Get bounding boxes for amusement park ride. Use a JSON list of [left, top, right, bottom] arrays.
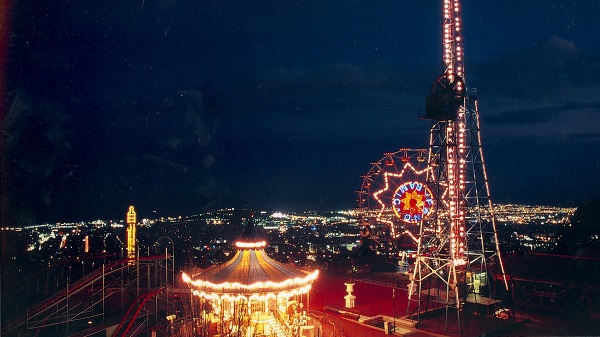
[[357, 0, 508, 332], [2, 1, 513, 336], [357, 149, 432, 263]]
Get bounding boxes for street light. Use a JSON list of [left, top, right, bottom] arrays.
[[393, 288, 396, 333], [155, 236, 175, 288], [115, 236, 126, 259]]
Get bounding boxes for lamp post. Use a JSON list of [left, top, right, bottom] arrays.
[[155, 236, 175, 288], [393, 288, 396, 333], [114, 236, 125, 259]]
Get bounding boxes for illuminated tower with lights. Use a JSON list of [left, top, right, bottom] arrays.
[[126, 206, 137, 262], [407, 0, 508, 332]]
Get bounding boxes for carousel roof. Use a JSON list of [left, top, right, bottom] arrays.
[[183, 214, 319, 297], [196, 248, 310, 285]]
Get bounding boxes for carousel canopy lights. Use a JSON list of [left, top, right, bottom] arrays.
[[184, 271, 318, 301], [190, 284, 314, 302], [184, 213, 319, 300], [235, 240, 267, 249], [182, 270, 319, 295]]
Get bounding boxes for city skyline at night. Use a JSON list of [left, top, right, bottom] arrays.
[[3, 1, 600, 225], [3, 2, 600, 335]]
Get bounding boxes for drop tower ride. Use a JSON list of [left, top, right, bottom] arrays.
[[407, 0, 508, 332]]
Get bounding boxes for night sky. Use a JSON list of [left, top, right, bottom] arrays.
[[2, 0, 600, 224]]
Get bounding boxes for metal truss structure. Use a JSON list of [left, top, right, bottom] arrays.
[[407, 0, 508, 334], [2, 254, 176, 337]]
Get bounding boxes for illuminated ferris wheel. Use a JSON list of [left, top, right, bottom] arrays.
[[357, 148, 434, 251]]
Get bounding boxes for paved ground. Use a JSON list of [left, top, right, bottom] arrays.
[[309, 270, 600, 336]]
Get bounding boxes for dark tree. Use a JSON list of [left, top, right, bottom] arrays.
[[556, 199, 600, 253]]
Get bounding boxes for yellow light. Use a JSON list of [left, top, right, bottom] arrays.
[[127, 206, 136, 225], [191, 284, 313, 303], [183, 270, 319, 296], [126, 206, 137, 262], [235, 241, 267, 249], [454, 258, 467, 266]]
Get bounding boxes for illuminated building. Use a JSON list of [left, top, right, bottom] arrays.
[[183, 213, 319, 337], [126, 206, 136, 262]]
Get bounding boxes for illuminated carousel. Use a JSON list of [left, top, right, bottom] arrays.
[[182, 216, 319, 337]]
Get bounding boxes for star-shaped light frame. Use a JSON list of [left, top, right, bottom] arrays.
[[372, 163, 433, 235], [358, 149, 435, 240]]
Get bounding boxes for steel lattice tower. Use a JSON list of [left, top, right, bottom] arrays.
[[407, 0, 508, 333]]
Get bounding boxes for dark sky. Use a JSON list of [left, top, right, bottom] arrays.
[[2, 0, 600, 224]]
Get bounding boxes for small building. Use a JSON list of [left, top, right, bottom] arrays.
[[182, 214, 319, 336]]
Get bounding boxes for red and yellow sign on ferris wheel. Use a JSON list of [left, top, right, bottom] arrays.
[[392, 181, 434, 223], [371, 161, 435, 229], [358, 149, 435, 240]]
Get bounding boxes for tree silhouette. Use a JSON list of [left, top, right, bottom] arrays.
[[556, 199, 600, 253]]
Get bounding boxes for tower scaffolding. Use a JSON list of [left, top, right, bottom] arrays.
[[407, 0, 508, 334]]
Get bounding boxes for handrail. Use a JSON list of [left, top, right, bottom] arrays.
[[309, 310, 347, 337]]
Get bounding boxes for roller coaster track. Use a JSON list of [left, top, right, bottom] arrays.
[[110, 287, 166, 337], [3, 252, 117, 320], [2, 256, 167, 336]]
